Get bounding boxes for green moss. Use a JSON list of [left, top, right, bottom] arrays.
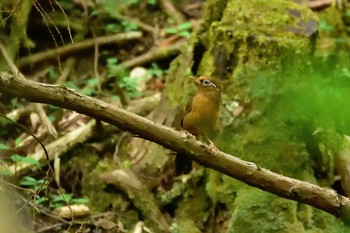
[[170, 220, 201, 233], [175, 188, 211, 228], [206, 170, 240, 207], [228, 188, 304, 233], [306, 209, 345, 233]]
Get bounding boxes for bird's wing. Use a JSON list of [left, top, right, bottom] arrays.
[[181, 98, 193, 128]]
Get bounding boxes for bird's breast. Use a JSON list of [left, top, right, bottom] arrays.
[[182, 92, 220, 135]]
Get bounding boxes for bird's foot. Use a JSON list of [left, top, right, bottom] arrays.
[[183, 130, 197, 140], [206, 138, 219, 154]]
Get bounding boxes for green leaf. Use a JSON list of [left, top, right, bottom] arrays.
[[107, 57, 118, 65], [65, 81, 78, 89], [10, 154, 23, 162], [48, 115, 56, 123], [164, 28, 178, 34], [0, 144, 9, 150], [72, 198, 89, 204], [15, 138, 22, 147], [166, 18, 176, 25], [52, 193, 73, 203], [121, 20, 139, 31], [153, 69, 163, 77], [82, 88, 95, 96], [87, 78, 98, 86], [178, 31, 191, 38], [50, 202, 65, 208], [11, 98, 22, 108], [11, 154, 40, 166], [318, 19, 334, 31], [112, 95, 121, 101], [35, 196, 49, 206], [105, 23, 120, 32], [0, 170, 12, 176], [90, 10, 99, 17], [147, 0, 156, 5], [178, 22, 192, 31], [20, 176, 45, 187], [48, 67, 59, 79]]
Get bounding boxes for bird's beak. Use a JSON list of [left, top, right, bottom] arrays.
[[190, 76, 200, 85]]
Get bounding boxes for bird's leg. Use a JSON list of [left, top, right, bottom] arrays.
[[204, 136, 219, 154]]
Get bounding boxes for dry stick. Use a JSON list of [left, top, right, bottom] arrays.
[[110, 42, 185, 75], [7, 120, 96, 175], [92, 31, 102, 93], [159, 0, 186, 24], [100, 169, 170, 231], [34, 103, 58, 137], [0, 42, 57, 137], [0, 72, 350, 220], [113, 14, 157, 34], [7, 93, 161, 175], [307, 0, 332, 11], [16, 31, 143, 67], [109, 41, 185, 93]]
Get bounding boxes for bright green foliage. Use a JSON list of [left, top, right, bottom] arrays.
[[65, 81, 79, 89], [107, 58, 166, 97], [106, 58, 141, 97], [319, 19, 334, 31], [20, 176, 47, 207], [0, 144, 9, 150], [147, 0, 157, 5], [121, 20, 139, 31], [146, 63, 165, 78], [82, 78, 98, 96], [15, 138, 22, 147], [164, 22, 192, 38], [20, 176, 45, 191], [20, 176, 88, 208], [10, 98, 23, 108], [10, 154, 40, 167], [50, 193, 88, 208], [48, 66, 59, 79]]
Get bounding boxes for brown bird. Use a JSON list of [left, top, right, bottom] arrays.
[[175, 76, 222, 174]]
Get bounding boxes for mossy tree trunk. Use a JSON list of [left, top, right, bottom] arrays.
[[0, 0, 33, 71], [166, 0, 348, 232]]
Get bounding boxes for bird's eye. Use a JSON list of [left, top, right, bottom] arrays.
[[202, 79, 212, 86]]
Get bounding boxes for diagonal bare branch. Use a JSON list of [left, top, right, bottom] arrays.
[[0, 71, 350, 220]]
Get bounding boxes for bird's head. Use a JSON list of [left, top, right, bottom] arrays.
[[191, 76, 221, 92]]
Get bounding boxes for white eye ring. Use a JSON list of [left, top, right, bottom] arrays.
[[203, 79, 212, 86]]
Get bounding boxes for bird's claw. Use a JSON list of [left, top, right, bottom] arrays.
[[183, 131, 196, 140], [206, 138, 219, 154]]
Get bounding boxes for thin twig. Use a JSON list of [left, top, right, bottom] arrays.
[[159, 0, 185, 24], [113, 14, 157, 34], [110, 41, 185, 79], [0, 0, 23, 25], [34, 103, 58, 137], [93, 31, 102, 93], [16, 32, 143, 67], [0, 42, 23, 78], [0, 42, 57, 137]]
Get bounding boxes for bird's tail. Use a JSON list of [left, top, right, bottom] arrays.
[[175, 152, 192, 175]]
